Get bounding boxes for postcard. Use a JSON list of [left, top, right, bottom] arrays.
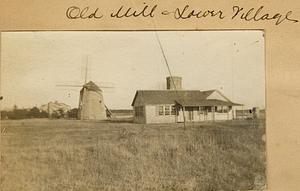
[[0, 1, 299, 191]]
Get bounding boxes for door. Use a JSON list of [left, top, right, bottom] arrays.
[[177, 108, 184, 122]]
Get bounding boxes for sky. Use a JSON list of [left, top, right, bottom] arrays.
[[0, 31, 265, 110]]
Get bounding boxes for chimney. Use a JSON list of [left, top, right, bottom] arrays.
[[166, 76, 182, 90]]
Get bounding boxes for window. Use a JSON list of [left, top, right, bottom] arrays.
[[198, 106, 204, 115], [215, 106, 222, 112], [215, 106, 229, 113], [158, 106, 164, 115], [204, 106, 212, 112], [165, 106, 170, 115], [171, 105, 176, 115], [223, 106, 229, 112], [156, 105, 176, 116]]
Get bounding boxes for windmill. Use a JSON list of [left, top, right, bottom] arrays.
[[56, 56, 114, 120]]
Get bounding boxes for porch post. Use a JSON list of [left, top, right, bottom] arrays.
[[227, 107, 229, 120], [175, 106, 178, 123], [212, 106, 215, 121], [233, 106, 237, 120], [183, 106, 186, 128], [199, 106, 201, 121], [242, 105, 244, 120]]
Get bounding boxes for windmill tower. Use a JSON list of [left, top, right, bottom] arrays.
[[57, 56, 113, 120], [78, 81, 107, 120]]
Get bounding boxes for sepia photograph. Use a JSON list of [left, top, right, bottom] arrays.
[[0, 31, 266, 191]]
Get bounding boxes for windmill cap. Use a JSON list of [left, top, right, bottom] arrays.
[[82, 81, 102, 92]]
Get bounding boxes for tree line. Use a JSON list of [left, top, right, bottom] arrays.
[[1, 105, 78, 120]]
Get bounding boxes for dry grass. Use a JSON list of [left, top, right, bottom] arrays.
[[0, 119, 266, 191]]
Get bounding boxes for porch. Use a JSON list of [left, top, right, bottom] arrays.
[[175, 105, 236, 122]]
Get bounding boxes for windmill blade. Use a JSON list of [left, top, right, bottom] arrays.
[[85, 55, 89, 84], [56, 80, 83, 84], [100, 87, 115, 93], [56, 88, 79, 92], [93, 81, 115, 88], [56, 84, 83, 87], [98, 86, 115, 89]]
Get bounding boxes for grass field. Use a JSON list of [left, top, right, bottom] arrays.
[[0, 119, 266, 191]]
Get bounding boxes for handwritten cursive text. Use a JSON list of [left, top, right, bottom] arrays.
[[111, 3, 157, 18], [162, 5, 225, 20], [66, 6, 103, 19], [232, 5, 298, 25], [65, 4, 299, 26]]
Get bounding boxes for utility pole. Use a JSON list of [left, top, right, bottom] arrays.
[[85, 55, 89, 84], [155, 32, 186, 129]]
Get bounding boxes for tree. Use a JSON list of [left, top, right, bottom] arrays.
[[40, 111, 48, 118], [51, 108, 65, 119], [13, 108, 28, 119], [67, 108, 78, 119], [2, 105, 50, 119], [28, 107, 40, 118]]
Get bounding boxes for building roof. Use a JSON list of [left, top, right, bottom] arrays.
[[131, 90, 242, 106], [40, 101, 71, 112]]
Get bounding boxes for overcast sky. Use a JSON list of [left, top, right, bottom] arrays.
[[0, 31, 265, 109]]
